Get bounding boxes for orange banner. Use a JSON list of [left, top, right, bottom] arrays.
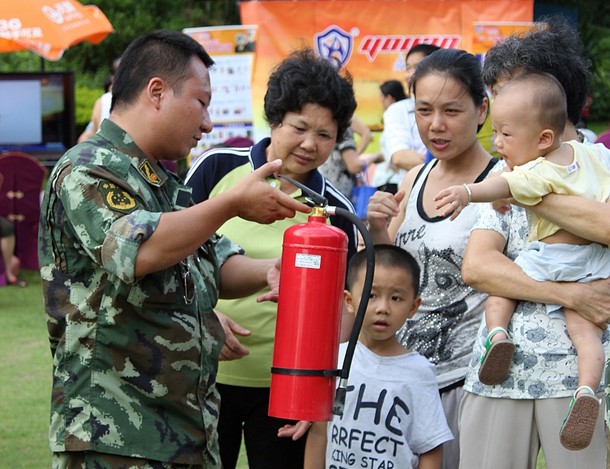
[[240, 0, 533, 141], [472, 22, 535, 55]]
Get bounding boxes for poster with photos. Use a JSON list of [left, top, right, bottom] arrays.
[[183, 25, 257, 160]]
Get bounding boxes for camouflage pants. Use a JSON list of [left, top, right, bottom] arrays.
[[52, 452, 205, 469]]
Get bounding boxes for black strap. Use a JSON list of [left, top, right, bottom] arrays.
[[271, 367, 342, 377], [439, 378, 466, 395], [474, 158, 500, 183]]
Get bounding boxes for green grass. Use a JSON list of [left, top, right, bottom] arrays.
[[0, 270, 546, 468], [588, 120, 609, 136], [0, 270, 51, 468]]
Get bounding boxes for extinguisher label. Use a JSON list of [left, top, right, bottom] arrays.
[[295, 253, 322, 269]]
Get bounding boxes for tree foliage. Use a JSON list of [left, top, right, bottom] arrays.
[[534, 0, 610, 122], [60, 0, 240, 85], [576, 2, 610, 122]]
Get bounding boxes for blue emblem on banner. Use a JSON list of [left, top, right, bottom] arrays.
[[314, 25, 353, 68]]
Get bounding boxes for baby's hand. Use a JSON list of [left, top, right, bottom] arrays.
[[434, 184, 470, 220]]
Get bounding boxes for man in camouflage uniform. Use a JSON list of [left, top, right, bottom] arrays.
[[39, 30, 308, 469]]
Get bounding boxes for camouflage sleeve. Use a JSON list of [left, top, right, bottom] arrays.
[[212, 234, 244, 266], [58, 166, 160, 284], [102, 210, 161, 283]]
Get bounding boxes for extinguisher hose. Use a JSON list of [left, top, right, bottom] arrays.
[[327, 206, 375, 416]]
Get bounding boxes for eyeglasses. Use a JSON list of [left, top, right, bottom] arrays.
[[180, 259, 194, 305]]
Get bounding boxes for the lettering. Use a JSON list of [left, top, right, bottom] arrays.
[[353, 385, 386, 424], [330, 448, 356, 465], [359, 35, 461, 61], [42, 2, 82, 25], [346, 383, 411, 436], [330, 459, 395, 469], [330, 425, 405, 458], [360, 456, 396, 468], [53, 1, 78, 15], [386, 397, 410, 436], [0, 26, 43, 40], [0, 18, 22, 32], [395, 225, 426, 247], [330, 383, 412, 465]]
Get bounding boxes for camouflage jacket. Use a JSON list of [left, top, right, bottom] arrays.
[[38, 120, 241, 466]]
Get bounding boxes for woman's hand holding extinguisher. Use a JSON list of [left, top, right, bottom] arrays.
[[217, 258, 282, 360], [215, 310, 251, 361], [256, 257, 281, 303]]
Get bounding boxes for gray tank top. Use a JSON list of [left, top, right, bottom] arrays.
[[394, 159, 496, 389]]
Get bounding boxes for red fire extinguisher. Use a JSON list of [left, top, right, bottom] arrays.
[[268, 206, 347, 422], [268, 176, 375, 422]]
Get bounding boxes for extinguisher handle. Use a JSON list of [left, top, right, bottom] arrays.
[[332, 381, 348, 416], [276, 174, 328, 207]]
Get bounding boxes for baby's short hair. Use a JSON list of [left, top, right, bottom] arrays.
[[498, 71, 568, 136]]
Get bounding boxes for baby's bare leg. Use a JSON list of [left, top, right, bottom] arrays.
[[559, 308, 603, 451], [564, 308, 604, 391], [485, 295, 517, 339], [479, 296, 517, 386]]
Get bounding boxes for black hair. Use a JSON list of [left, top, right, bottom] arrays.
[[111, 30, 214, 110], [406, 43, 441, 60], [264, 48, 357, 141], [411, 48, 487, 131], [380, 80, 407, 102], [346, 244, 420, 297], [481, 16, 590, 125], [498, 72, 567, 136]]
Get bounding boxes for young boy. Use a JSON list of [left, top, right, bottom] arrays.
[[304, 245, 453, 469], [434, 72, 610, 450]]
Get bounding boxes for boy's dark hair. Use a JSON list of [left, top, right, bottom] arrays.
[[481, 16, 590, 125], [346, 244, 420, 297], [380, 80, 407, 102], [112, 30, 214, 110], [264, 48, 357, 142], [406, 43, 441, 60]]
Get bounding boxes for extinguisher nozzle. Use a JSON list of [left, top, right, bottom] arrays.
[[332, 381, 348, 416]]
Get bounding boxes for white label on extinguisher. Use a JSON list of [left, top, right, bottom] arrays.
[[295, 253, 321, 269]]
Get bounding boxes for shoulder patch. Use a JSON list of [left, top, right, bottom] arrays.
[[139, 160, 162, 186], [98, 181, 137, 213]]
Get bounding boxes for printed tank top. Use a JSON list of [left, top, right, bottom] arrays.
[[395, 159, 497, 389]]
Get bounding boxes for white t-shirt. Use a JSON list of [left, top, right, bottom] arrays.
[[100, 91, 112, 126], [372, 129, 407, 187], [382, 98, 427, 159], [325, 342, 453, 469]]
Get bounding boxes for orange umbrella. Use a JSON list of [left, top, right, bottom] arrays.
[[0, 1, 113, 61]]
